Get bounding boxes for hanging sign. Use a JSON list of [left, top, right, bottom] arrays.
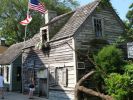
[[127, 42, 133, 58], [37, 68, 48, 78]]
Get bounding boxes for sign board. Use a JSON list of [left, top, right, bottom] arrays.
[[127, 42, 133, 58], [37, 69, 48, 78]]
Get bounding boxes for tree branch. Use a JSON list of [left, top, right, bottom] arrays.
[[74, 71, 113, 100], [78, 86, 113, 100]]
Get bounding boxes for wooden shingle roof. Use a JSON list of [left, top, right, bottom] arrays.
[[23, 33, 41, 49], [50, 0, 100, 41], [0, 42, 24, 65], [0, 33, 41, 65], [44, 11, 75, 27]]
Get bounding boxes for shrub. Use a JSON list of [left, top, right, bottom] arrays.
[[124, 64, 133, 93], [94, 45, 123, 73], [105, 73, 130, 100]]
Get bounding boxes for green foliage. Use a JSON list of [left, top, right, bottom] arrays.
[[122, 2, 133, 41], [105, 73, 130, 100], [104, 64, 133, 100], [93, 45, 133, 100], [94, 45, 123, 74], [124, 64, 133, 75], [122, 20, 133, 41], [124, 64, 133, 92], [0, 0, 43, 45], [126, 3, 133, 23], [100, 0, 111, 7], [0, 0, 79, 45]]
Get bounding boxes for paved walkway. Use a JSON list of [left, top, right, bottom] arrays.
[[0, 92, 48, 100]]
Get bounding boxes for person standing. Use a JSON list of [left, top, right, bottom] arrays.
[[28, 78, 35, 99], [0, 73, 4, 99]]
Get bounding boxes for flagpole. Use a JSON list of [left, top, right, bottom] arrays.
[[24, 0, 30, 47], [22, 0, 30, 93]]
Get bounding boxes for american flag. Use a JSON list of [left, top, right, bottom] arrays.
[[29, 0, 46, 14], [20, 15, 32, 25]]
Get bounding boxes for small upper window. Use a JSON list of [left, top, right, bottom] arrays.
[[42, 30, 47, 42], [93, 18, 103, 37]]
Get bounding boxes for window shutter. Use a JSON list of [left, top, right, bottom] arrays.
[[62, 68, 68, 87], [49, 67, 56, 86]]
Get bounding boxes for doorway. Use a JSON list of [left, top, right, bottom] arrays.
[[37, 68, 49, 98]]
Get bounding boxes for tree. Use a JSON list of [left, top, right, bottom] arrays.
[[94, 45, 124, 74], [93, 46, 133, 100], [122, 2, 133, 41], [0, 0, 79, 46], [126, 3, 133, 26]]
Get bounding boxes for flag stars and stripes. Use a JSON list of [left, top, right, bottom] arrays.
[[29, 0, 46, 14], [20, 15, 32, 26], [19, 0, 46, 26]]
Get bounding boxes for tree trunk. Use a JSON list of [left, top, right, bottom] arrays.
[[78, 86, 113, 100], [74, 71, 113, 100]]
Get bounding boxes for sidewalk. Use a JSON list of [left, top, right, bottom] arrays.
[[0, 92, 48, 100]]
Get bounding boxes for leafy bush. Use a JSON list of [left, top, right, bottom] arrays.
[[124, 64, 133, 76], [94, 45, 123, 73], [93, 45, 133, 99], [124, 64, 133, 93], [105, 73, 130, 100]]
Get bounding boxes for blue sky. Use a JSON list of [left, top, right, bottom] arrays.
[[77, 0, 132, 20]]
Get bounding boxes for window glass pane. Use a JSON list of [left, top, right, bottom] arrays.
[[42, 30, 47, 42], [94, 18, 102, 37]]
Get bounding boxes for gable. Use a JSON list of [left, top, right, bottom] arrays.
[[74, 1, 125, 49], [91, 3, 125, 42]]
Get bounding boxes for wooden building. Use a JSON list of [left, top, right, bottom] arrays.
[[0, 42, 23, 91], [22, 0, 125, 99]]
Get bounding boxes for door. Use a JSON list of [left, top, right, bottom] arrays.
[[38, 68, 49, 98], [15, 67, 22, 91]]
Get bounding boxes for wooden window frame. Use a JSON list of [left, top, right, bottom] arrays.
[[92, 17, 104, 37], [42, 29, 47, 42], [50, 67, 68, 87], [40, 26, 49, 42], [49, 67, 56, 86], [6, 67, 9, 82], [77, 62, 85, 69]]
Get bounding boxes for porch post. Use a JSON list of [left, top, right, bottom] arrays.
[[9, 64, 13, 91]]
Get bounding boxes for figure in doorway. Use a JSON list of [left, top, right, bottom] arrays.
[[0, 73, 4, 99], [28, 78, 35, 99]]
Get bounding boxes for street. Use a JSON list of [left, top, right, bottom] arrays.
[[0, 92, 48, 100]]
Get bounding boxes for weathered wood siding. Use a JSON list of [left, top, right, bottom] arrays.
[[22, 48, 45, 92], [75, 6, 124, 49], [22, 38, 75, 99], [48, 38, 75, 100]]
